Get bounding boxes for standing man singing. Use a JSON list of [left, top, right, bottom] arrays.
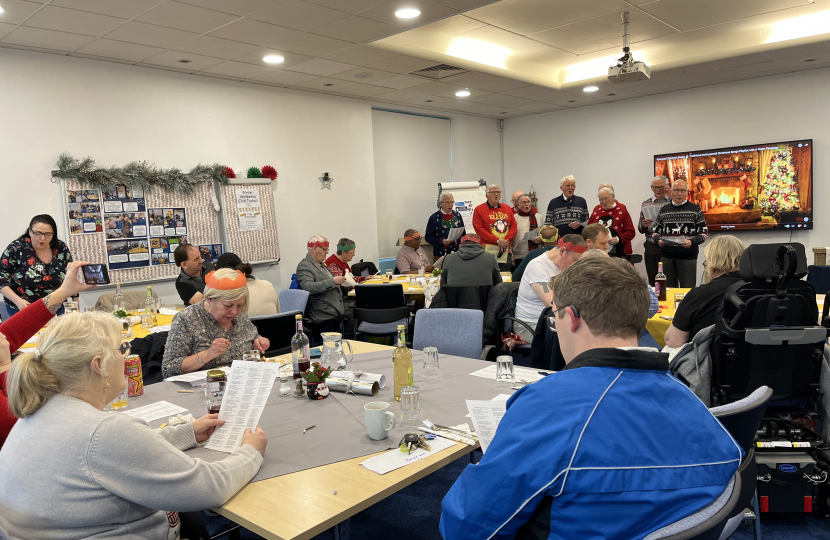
[[544, 174, 589, 239], [473, 184, 517, 272], [639, 175, 672, 285], [652, 180, 708, 288]]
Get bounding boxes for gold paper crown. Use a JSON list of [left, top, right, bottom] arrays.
[[205, 270, 247, 290]]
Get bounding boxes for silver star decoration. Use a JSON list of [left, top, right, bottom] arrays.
[[319, 172, 334, 190]]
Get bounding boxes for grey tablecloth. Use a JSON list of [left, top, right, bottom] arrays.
[[136, 350, 509, 482]]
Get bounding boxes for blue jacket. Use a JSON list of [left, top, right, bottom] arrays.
[[425, 210, 466, 258], [440, 348, 742, 540]]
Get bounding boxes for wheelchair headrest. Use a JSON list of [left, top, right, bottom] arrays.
[[739, 242, 807, 281]]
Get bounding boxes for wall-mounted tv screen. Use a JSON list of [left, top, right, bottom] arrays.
[[654, 139, 813, 231]]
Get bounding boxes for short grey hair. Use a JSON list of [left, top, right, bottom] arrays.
[[560, 174, 575, 187], [517, 194, 532, 204], [598, 186, 615, 197], [439, 192, 454, 203], [487, 183, 501, 193], [307, 234, 328, 251], [652, 175, 669, 186]]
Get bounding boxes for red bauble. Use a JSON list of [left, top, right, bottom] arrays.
[[223, 167, 236, 179], [262, 165, 278, 181]]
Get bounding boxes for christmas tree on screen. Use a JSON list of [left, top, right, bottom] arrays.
[[759, 146, 800, 216]]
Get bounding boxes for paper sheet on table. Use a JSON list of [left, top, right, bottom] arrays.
[[159, 308, 179, 316], [150, 324, 172, 333], [446, 227, 465, 242], [165, 366, 231, 386], [122, 401, 187, 423], [468, 364, 551, 384], [642, 205, 662, 221], [360, 435, 456, 475], [484, 244, 509, 264], [205, 361, 279, 453], [466, 400, 507, 454], [521, 228, 540, 242], [433, 255, 446, 268]]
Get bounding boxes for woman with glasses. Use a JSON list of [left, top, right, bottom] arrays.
[[0, 215, 73, 318]]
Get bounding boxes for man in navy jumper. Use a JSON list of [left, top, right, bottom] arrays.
[[651, 180, 708, 288], [544, 174, 589, 238]]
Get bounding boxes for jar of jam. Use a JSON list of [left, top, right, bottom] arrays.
[[204, 369, 227, 414]]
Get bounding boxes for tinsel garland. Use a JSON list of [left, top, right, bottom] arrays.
[[51, 153, 229, 193]]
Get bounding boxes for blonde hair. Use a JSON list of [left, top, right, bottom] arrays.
[[203, 268, 249, 314], [7, 311, 121, 418], [704, 235, 745, 277]]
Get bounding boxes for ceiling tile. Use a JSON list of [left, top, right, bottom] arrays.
[[330, 83, 391, 96], [176, 0, 281, 16], [321, 44, 399, 65], [1, 26, 95, 50], [513, 102, 565, 112], [526, 88, 580, 102], [404, 81, 458, 94], [371, 88, 427, 101], [433, 0, 497, 9], [249, 0, 350, 32], [75, 38, 164, 61], [465, 0, 626, 36], [304, 0, 389, 13], [135, 1, 239, 34], [434, 87, 490, 99], [285, 57, 356, 75], [104, 21, 197, 48], [275, 33, 352, 56], [460, 103, 514, 115], [251, 68, 319, 85], [367, 73, 429, 89], [311, 15, 399, 43], [402, 95, 456, 106], [0, 22, 16, 39], [762, 42, 830, 61], [500, 84, 560, 98], [366, 54, 437, 73], [529, 8, 676, 56], [51, 0, 160, 19], [24, 6, 126, 37], [293, 76, 361, 91], [639, 0, 807, 33], [358, 0, 458, 29], [0, 0, 45, 25], [207, 19, 304, 47], [432, 99, 477, 110], [442, 72, 530, 92], [174, 35, 259, 59], [329, 66, 398, 83], [200, 60, 275, 78], [231, 47, 313, 68], [143, 49, 225, 70], [467, 93, 538, 108], [549, 95, 599, 107]]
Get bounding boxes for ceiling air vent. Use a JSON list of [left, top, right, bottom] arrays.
[[408, 63, 469, 80]]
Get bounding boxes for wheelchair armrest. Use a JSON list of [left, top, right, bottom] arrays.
[[499, 315, 536, 336], [480, 345, 498, 362]]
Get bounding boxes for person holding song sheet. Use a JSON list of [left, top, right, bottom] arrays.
[[651, 180, 708, 288], [425, 193, 466, 260], [511, 194, 543, 268], [639, 176, 672, 285]]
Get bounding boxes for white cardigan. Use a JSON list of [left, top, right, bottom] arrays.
[[511, 212, 543, 260]]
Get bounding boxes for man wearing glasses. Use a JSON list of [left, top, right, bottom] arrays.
[[473, 184, 517, 271], [638, 176, 672, 285], [651, 180, 708, 288], [296, 235, 347, 324]]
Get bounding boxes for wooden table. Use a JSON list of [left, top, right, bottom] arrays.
[[220, 341, 477, 540]]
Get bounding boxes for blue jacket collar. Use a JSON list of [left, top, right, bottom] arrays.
[[562, 347, 669, 372]]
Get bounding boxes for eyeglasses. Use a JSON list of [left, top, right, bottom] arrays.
[[598, 197, 613, 203], [489, 191, 502, 195], [651, 185, 667, 190], [31, 231, 54, 239], [671, 188, 688, 193], [546, 304, 581, 331]]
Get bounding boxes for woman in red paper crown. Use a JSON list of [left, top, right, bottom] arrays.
[[162, 268, 270, 377]]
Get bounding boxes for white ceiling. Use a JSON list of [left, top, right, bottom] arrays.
[[2, 0, 830, 119]]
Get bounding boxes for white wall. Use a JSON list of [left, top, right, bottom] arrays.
[[504, 67, 830, 281]]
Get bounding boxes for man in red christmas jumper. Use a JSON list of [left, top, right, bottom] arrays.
[[473, 184, 517, 271], [587, 185, 636, 259]]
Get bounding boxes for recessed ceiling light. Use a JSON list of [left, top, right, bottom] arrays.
[[583, 86, 599, 92], [455, 90, 471, 97], [395, 8, 420, 19], [177, 59, 192, 63], [353, 72, 374, 79], [263, 55, 284, 64]]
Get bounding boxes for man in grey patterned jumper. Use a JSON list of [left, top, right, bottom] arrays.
[[638, 176, 672, 286]]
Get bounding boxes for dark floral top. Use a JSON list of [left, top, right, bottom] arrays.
[[0, 236, 73, 308]]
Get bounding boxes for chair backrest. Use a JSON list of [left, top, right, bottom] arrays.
[[278, 289, 309, 314], [250, 310, 302, 356], [430, 285, 492, 311], [413, 308, 484, 359], [94, 290, 159, 311], [709, 385, 772, 453], [377, 257, 397, 274], [0, 301, 9, 322], [355, 284, 405, 309], [350, 260, 378, 278]]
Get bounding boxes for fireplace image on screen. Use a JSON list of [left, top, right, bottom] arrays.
[[654, 140, 813, 231]]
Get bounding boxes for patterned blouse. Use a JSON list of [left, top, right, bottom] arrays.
[[161, 301, 260, 378], [0, 236, 73, 308]]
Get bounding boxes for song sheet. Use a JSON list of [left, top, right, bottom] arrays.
[[123, 401, 187, 423], [465, 400, 507, 454]]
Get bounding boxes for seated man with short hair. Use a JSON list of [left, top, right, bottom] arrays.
[[512, 225, 559, 282], [296, 235, 346, 323], [581, 222, 610, 251], [440, 257, 742, 540], [440, 235, 502, 287], [173, 243, 215, 305], [395, 229, 434, 275]]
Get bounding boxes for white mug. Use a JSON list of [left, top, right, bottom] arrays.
[[364, 401, 397, 440]]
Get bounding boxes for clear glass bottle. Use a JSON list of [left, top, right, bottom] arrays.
[[113, 281, 125, 312], [392, 324, 413, 401], [655, 262, 667, 302], [291, 314, 310, 397], [143, 286, 156, 329]]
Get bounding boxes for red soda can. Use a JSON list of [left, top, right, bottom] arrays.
[[125, 354, 144, 397]]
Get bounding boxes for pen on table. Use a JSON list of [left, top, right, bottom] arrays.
[[537, 372, 551, 377], [177, 390, 195, 393], [303, 425, 315, 434]]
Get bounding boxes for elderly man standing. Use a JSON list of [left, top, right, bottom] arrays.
[[652, 180, 708, 288], [296, 235, 347, 324], [396, 229, 434, 274], [511, 225, 559, 282], [510, 190, 524, 211], [473, 184, 517, 271], [639, 175, 672, 285], [424, 193, 465, 261], [511, 193, 543, 268], [544, 174, 589, 238], [587, 185, 636, 259]]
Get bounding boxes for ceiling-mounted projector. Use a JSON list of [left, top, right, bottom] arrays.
[[608, 11, 651, 83]]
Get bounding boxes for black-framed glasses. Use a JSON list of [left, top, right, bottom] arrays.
[[547, 304, 581, 331], [31, 231, 54, 239]]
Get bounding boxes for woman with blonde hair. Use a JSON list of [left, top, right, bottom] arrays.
[[0, 311, 267, 538], [664, 235, 745, 347], [162, 268, 270, 377]]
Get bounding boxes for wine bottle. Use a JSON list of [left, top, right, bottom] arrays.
[[291, 314, 310, 384], [392, 324, 413, 401], [655, 262, 667, 302]]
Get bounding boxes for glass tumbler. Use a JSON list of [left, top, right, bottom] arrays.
[[205, 380, 226, 414], [109, 377, 129, 410], [496, 355, 514, 388], [422, 347, 439, 378], [385, 269, 393, 283], [242, 350, 260, 362], [399, 385, 421, 427]]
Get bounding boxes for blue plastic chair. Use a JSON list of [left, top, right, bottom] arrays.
[[278, 289, 309, 315], [638, 329, 661, 350], [0, 301, 10, 322], [413, 308, 494, 360]]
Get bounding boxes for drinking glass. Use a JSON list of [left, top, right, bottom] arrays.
[[496, 355, 514, 388], [205, 380, 226, 414], [399, 385, 421, 427], [422, 347, 439, 378], [63, 301, 78, 314], [242, 350, 260, 362], [279, 376, 292, 397], [385, 269, 393, 283], [109, 377, 129, 410], [674, 293, 686, 312], [418, 266, 425, 278], [141, 312, 154, 330]]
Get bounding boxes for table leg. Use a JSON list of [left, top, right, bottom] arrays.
[[330, 518, 350, 540]]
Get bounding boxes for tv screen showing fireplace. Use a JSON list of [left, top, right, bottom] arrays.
[[654, 139, 813, 231]]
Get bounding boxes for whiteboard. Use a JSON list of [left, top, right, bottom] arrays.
[[438, 180, 488, 231]]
